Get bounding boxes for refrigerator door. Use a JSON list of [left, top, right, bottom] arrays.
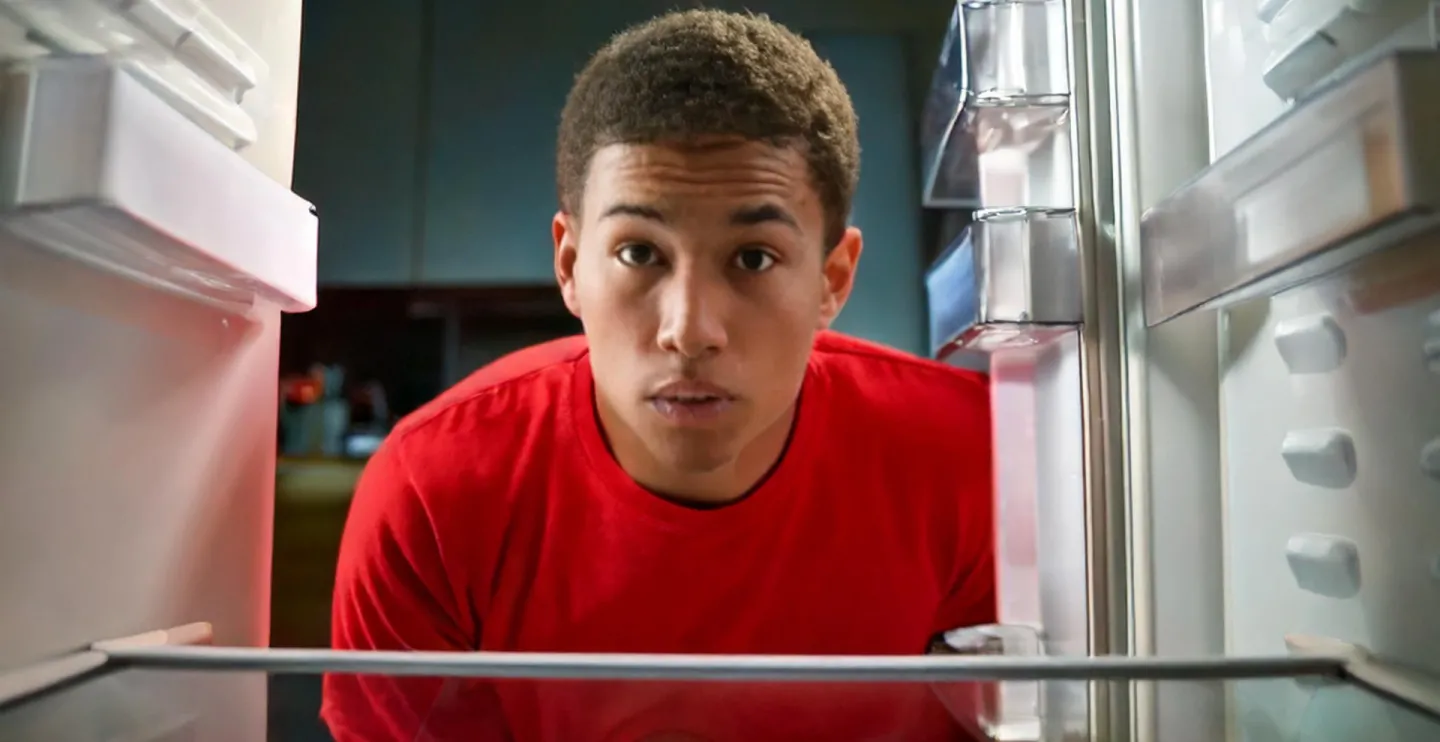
[[922, 3, 1097, 738], [1105, 1, 1440, 742], [0, 4, 309, 742]]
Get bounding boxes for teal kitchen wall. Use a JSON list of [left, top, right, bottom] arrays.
[[293, 0, 948, 355]]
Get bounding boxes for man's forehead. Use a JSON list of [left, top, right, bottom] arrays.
[[594, 137, 805, 169], [583, 142, 816, 204], [596, 200, 803, 233]]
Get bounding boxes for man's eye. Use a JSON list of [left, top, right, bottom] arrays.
[[734, 248, 776, 272], [616, 243, 659, 267]]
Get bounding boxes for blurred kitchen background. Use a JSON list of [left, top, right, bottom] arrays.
[[270, 0, 965, 737]]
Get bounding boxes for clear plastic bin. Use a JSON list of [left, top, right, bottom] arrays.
[[921, 1, 1073, 210], [968, 101, 1073, 210], [920, 4, 981, 208], [961, 0, 1070, 104], [927, 207, 1081, 356]]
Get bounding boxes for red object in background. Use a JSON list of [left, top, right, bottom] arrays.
[[282, 375, 321, 405]]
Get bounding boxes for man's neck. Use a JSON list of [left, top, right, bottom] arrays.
[[599, 401, 798, 506]]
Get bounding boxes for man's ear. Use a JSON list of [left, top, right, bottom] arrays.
[[553, 211, 581, 318], [818, 226, 863, 329]]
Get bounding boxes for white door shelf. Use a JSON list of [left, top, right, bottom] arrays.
[[1140, 51, 1440, 327], [0, 57, 316, 313]]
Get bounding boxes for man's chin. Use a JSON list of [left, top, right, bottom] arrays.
[[643, 429, 738, 475], [657, 446, 735, 476]]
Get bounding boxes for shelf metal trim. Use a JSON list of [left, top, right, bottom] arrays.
[[102, 646, 1347, 683]]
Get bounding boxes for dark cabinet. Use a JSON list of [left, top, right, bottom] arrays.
[[292, 0, 427, 285], [414, 3, 584, 284]]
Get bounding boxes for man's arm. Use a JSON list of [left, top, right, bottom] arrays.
[[320, 439, 504, 741]]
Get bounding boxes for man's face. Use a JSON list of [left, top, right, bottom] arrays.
[[553, 139, 861, 497]]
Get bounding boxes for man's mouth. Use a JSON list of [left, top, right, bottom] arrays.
[[659, 392, 726, 403], [647, 381, 736, 423]]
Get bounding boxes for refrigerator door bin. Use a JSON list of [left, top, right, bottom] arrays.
[[927, 207, 1081, 358], [1140, 51, 1440, 327], [0, 57, 316, 313]]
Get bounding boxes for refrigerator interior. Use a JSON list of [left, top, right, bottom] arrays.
[[3, 1, 1439, 741]]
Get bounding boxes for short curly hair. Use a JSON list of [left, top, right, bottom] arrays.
[[557, 9, 860, 248]]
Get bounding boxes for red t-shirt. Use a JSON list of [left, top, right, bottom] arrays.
[[322, 332, 995, 741]]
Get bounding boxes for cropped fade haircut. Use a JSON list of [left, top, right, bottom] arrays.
[[557, 9, 860, 249]]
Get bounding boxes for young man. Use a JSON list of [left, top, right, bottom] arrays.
[[322, 9, 994, 741]]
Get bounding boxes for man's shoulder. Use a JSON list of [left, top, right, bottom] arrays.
[[812, 331, 988, 408], [370, 335, 587, 500], [394, 335, 587, 438], [336, 339, 590, 622], [346, 336, 588, 550], [810, 332, 989, 447]]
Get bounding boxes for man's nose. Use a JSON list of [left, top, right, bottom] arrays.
[[656, 272, 728, 360]]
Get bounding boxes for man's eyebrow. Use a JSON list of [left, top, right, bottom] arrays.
[[731, 204, 799, 231], [601, 203, 667, 222]]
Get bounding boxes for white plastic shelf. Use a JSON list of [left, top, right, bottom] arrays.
[[1140, 51, 1440, 327], [0, 58, 316, 313]]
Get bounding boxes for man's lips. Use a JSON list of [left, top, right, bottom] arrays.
[[647, 380, 737, 403], [647, 380, 737, 424]]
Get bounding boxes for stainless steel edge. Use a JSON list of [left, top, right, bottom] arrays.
[[1096, 0, 1149, 741], [1067, 0, 1134, 740], [101, 646, 1348, 682], [1117, 0, 1226, 741]]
